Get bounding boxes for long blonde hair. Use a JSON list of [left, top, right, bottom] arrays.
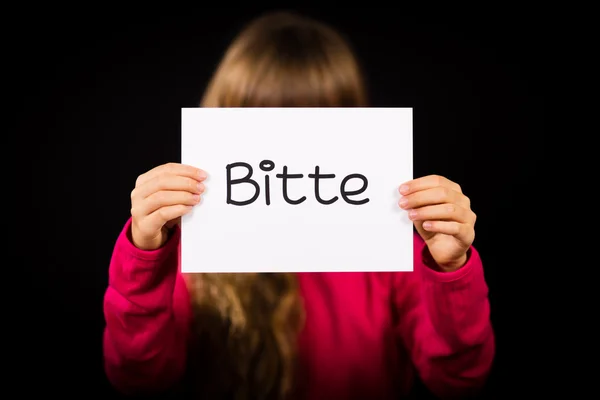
[[186, 11, 367, 399]]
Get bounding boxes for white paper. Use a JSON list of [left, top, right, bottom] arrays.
[[181, 108, 413, 273]]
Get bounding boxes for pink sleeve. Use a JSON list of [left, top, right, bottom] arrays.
[[102, 218, 191, 395], [392, 234, 495, 399]]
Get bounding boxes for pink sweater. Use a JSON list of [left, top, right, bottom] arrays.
[[103, 218, 494, 398]]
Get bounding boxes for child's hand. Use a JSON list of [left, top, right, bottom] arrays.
[[130, 163, 207, 250], [398, 175, 476, 271]]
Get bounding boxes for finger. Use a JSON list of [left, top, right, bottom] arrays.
[[136, 163, 207, 188], [143, 204, 194, 233], [408, 203, 475, 224], [399, 186, 463, 209], [133, 174, 206, 200], [422, 221, 474, 243], [399, 174, 461, 195], [133, 190, 201, 218], [165, 217, 182, 229]]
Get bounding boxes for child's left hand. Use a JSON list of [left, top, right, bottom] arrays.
[[398, 175, 477, 271]]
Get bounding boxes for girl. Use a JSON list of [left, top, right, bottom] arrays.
[[103, 11, 494, 399]]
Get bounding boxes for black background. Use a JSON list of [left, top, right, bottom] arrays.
[[18, 7, 547, 398]]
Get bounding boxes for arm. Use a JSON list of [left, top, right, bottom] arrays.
[[103, 218, 191, 395], [393, 234, 495, 399]]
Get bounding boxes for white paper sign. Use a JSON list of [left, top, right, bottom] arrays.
[[181, 108, 413, 273]]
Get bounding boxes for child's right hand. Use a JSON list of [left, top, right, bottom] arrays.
[[130, 163, 207, 250]]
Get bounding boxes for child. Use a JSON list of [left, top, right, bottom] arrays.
[[103, 11, 494, 399]]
